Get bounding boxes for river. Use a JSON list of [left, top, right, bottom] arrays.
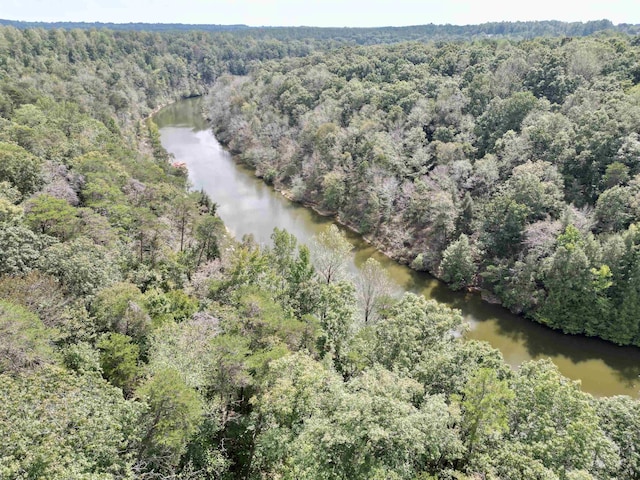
[[155, 97, 640, 397]]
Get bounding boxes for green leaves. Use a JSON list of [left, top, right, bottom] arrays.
[[0, 223, 55, 275], [0, 366, 140, 479], [508, 360, 619, 479], [457, 368, 514, 459], [0, 141, 43, 199], [2, 23, 640, 480], [254, 359, 462, 480], [440, 234, 476, 290], [373, 293, 463, 374], [136, 368, 203, 471], [25, 194, 79, 240], [316, 281, 357, 372], [39, 236, 119, 297], [0, 300, 54, 374], [98, 333, 141, 396], [597, 395, 640, 479]]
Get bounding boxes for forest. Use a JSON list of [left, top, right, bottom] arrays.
[[0, 22, 640, 480], [207, 33, 640, 347], [2, 18, 640, 41]]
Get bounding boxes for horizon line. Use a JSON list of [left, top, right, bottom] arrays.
[[1, 17, 637, 30]]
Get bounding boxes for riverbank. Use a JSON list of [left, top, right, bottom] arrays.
[[281, 185, 503, 303], [156, 97, 640, 396], [239, 146, 494, 298]]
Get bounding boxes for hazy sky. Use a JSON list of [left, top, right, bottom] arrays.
[[2, 0, 639, 27]]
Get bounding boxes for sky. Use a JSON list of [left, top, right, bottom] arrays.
[[1, 0, 639, 28]]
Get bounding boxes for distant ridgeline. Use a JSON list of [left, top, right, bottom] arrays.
[[0, 20, 250, 32], [1, 18, 639, 42]]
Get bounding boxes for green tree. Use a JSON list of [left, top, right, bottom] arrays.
[[322, 170, 345, 211], [508, 360, 618, 479], [131, 207, 167, 266], [506, 161, 565, 221], [250, 352, 341, 478], [594, 186, 632, 232], [207, 333, 252, 425], [137, 368, 203, 472], [603, 161, 629, 188], [25, 194, 79, 240], [92, 282, 150, 339], [524, 51, 576, 104], [614, 259, 640, 345], [475, 91, 540, 156], [0, 299, 53, 374], [269, 228, 319, 318], [0, 197, 22, 224], [288, 367, 463, 480], [440, 234, 476, 290], [0, 366, 140, 479], [194, 214, 224, 266], [597, 395, 640, 480], [537, 226, 608, 336], [143, 288, 198, 325], [316, 280, 357, 373], [39, 236, 119, 297], [481, 193, 530, 258], [0, 141, 43, 199], [172, 193, 199, 252], [457, 368, 514, 460], [373, 293, 463, 375], [98, 332, 141, 396], [0, 223, 54, 275]]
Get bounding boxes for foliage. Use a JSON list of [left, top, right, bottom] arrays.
[[507, 360, 619, 479], [0, 22, 639, 480], [0, 366, 140, 479], [457, 368, 514, 461], [440, 234, 476, 290], [92, 282, 150, 339], [287, 367, 463, 480], [0, 223, 54, 275], [207, 33, 640, 347], [98, 332, 141, 396], [0, 299, 54, 374], [39, 236, 119, 297], [25, 194, 79, 240], [0, 141, 43, 199], [136, 368, 204, 472]]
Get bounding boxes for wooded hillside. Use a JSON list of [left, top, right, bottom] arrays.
[[0, 24, 639, 480], [207, 34, 640, 346]]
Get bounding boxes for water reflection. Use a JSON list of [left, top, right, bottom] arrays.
[[156, 98, 640, 397]]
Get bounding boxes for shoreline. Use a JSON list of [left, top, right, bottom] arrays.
[[154, 98, 640, 397], [159, 100, 640, 358], [279, 183, 498, 300]]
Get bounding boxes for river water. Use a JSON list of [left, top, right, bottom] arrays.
[[156, 97, 640, 397]]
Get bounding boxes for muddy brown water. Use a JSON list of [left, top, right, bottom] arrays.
[[156, 97, 640, 397]]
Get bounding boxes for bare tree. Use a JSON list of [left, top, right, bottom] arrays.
[[311, 224, 352, 284], [355, 257, 394, 323]]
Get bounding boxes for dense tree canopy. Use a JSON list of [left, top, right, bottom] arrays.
[[207, 33, 640, 347], [0, 22, 639, 480]]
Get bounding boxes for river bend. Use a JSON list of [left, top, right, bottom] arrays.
[[156, 97, 640, 397]]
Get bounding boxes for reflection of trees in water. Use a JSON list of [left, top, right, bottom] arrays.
[[408, 269, 640, 390], [154, 97, 209, 132], [161, 97, 640, 395]]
